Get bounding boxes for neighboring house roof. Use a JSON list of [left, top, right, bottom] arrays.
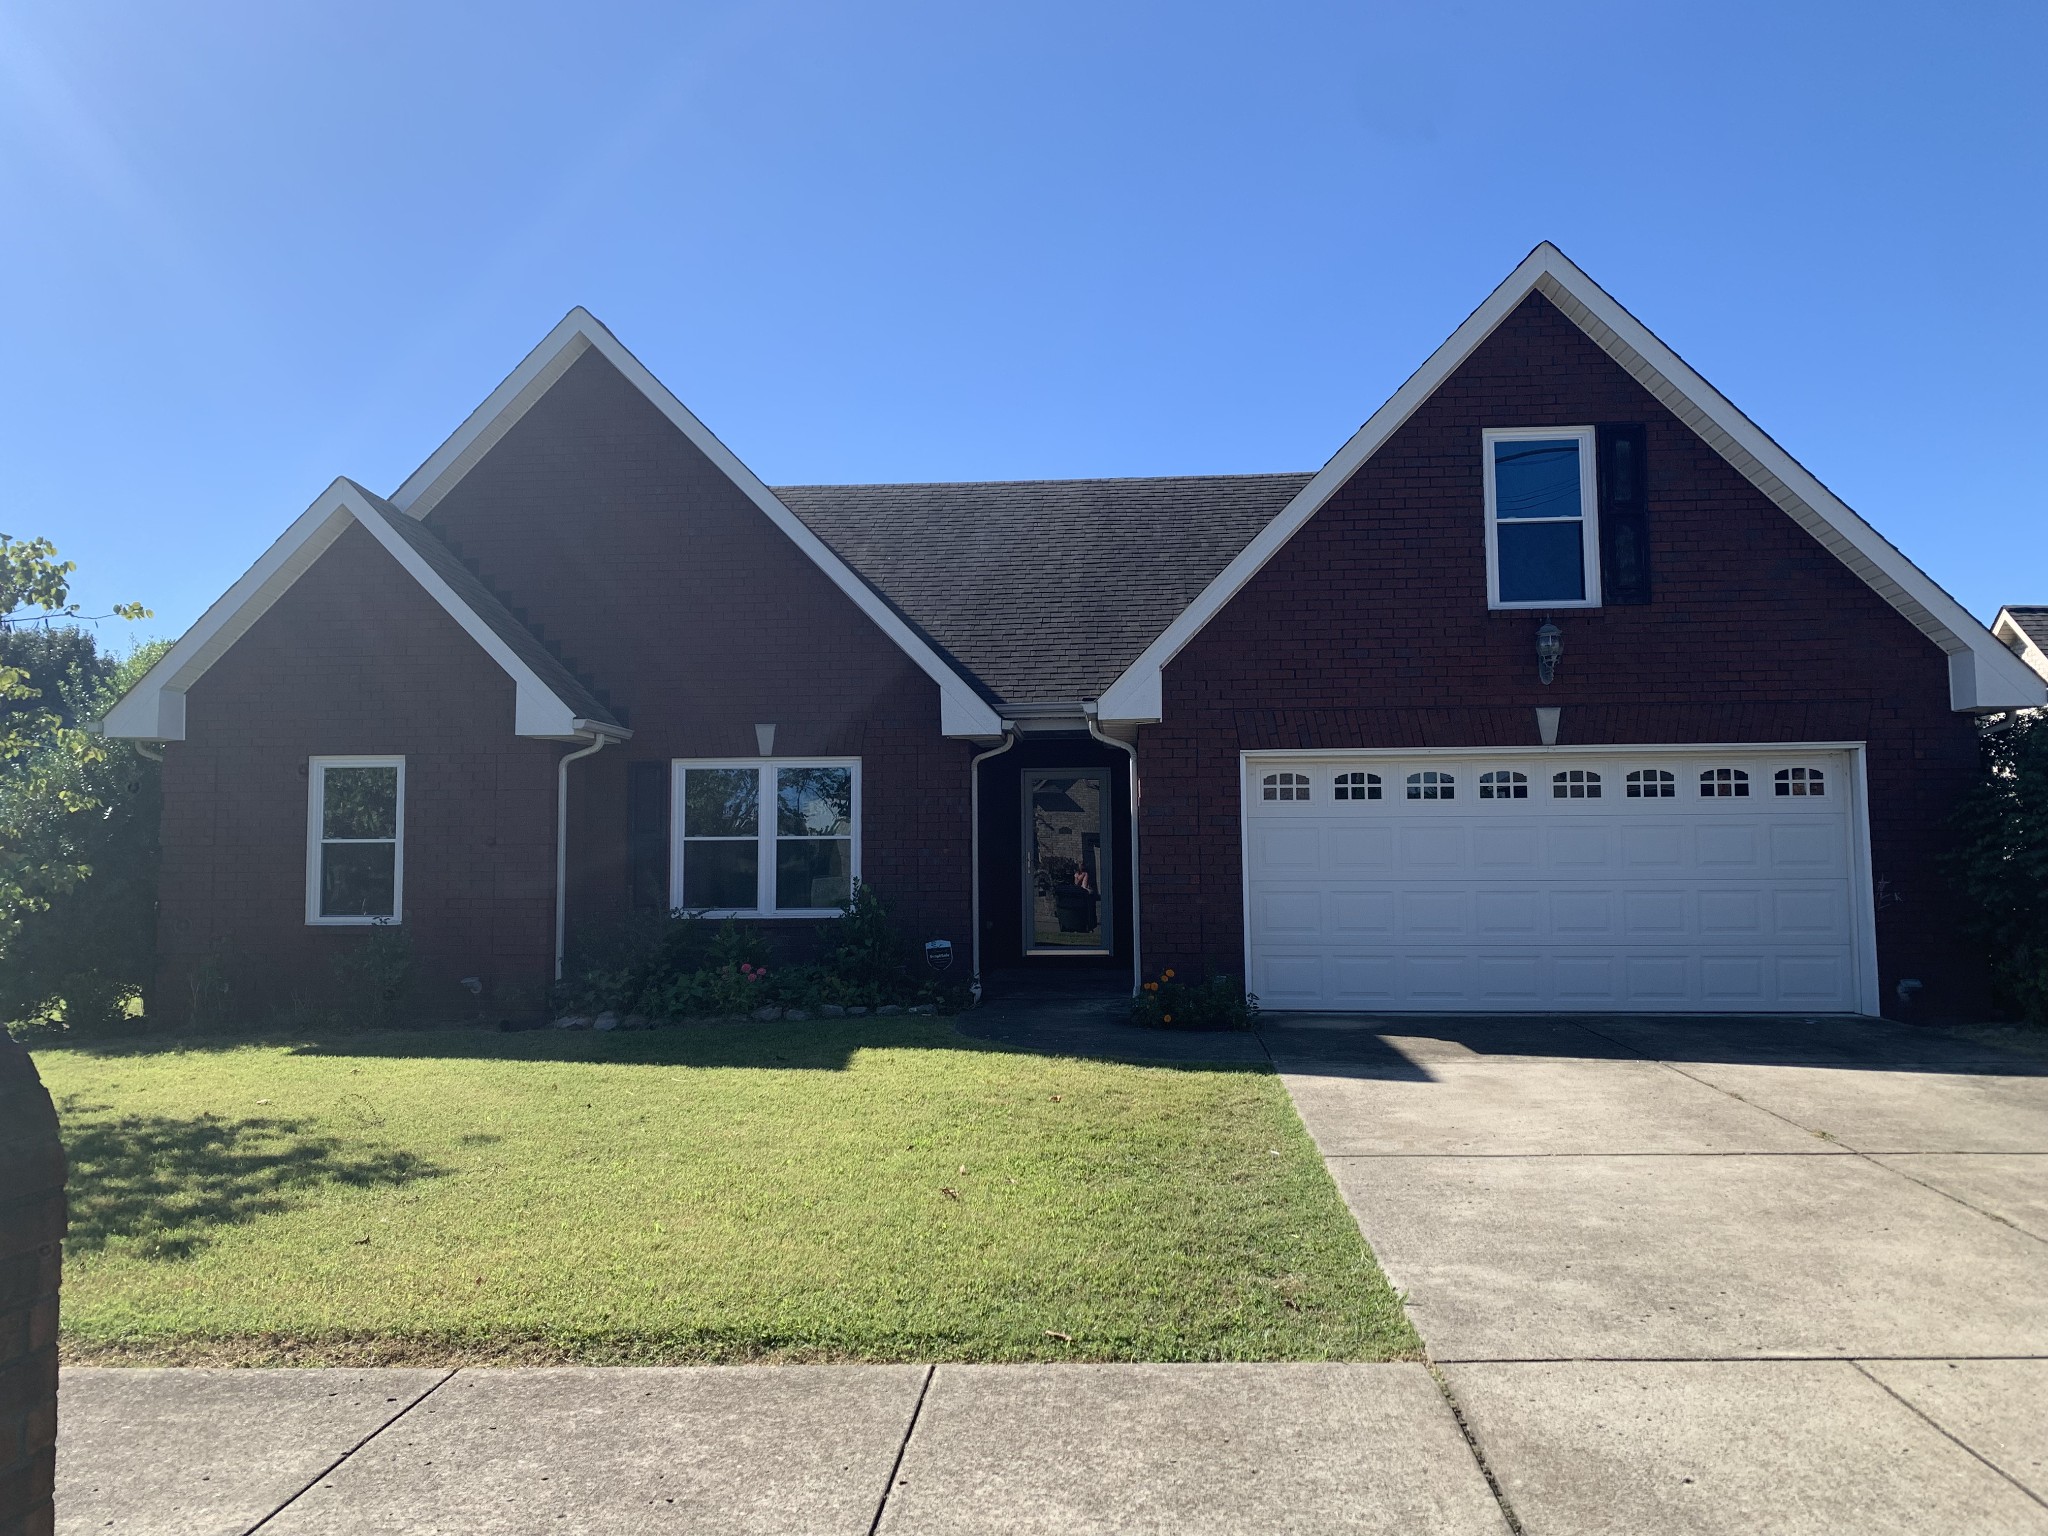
[[101, 479, 626, 741], [776, 473, 1312, 706], [1993, 606, 2048, 684], [387, 309, 1005, 738], [1097, 242, 2047, 722]]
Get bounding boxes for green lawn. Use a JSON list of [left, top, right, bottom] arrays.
[[33, 1018, 1418, 1366]]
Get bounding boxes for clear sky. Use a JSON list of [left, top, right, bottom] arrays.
[[3, 0, 2043, 644]]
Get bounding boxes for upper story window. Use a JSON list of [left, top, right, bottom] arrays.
[[1483, 427, 1601, 610], [1262, 772, 1310, 801], [1334, 771, 1381, 801], [307, 757, 403, 925], [674, 760, 858, 916]]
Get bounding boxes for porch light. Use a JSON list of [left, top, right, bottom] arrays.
[[1536, 621, 1563, 685]]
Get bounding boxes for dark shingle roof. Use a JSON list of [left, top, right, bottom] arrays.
[[352, 486, 624, 731], [2003, 606, 2048, 650], [776, 473, 1313, 706]]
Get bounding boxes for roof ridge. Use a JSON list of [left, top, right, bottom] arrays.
[[773, 471, 1315, 493]]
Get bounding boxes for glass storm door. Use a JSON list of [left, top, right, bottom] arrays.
[[1024, 769, 1111, 954]]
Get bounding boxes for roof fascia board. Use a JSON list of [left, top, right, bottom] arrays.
[[388, 308, 1005, 738], [100, 479, 621, 742], [1097, 244, 2043, 721], [1992, 608, 2048, 685]]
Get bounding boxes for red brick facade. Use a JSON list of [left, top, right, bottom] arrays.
[[159, 524, 561, 1020], [156, 349, 975, 1020], [419, 348, 975, 961], [1134, 293, 1982, 1016]]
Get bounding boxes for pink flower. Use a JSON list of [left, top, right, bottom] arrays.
[[740, 963, 754, 974]]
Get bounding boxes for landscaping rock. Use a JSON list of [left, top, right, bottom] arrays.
[[819, 1004, 846, 1018], [877, 1005, 903, 1017], [783, 1009, 811, 1021], [846, 1007, 869, 1017], [593, 1012, 620, 1031], [553, 1016, 591, 1030], [621, 1014, 650, 1031], [752, 1006, 785, 1022]]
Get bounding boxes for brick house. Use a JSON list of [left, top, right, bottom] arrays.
[[104, 245, 2042, 1021]]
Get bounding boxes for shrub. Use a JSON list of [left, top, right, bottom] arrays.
[[330, 920, 415, 1026], [554, 885, 952, 1020], [1947, 710, 2048, 1024], [1129, 969, 1257, 1031]]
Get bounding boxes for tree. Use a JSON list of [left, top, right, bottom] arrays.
[[1947, 710, 2048, 1025], [0, 534, 157, 1028]]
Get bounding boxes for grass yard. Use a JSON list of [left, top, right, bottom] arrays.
[[33, 1018, 1418, 1366]]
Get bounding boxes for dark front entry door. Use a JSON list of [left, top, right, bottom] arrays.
[[1024, 769, 1111, 955]]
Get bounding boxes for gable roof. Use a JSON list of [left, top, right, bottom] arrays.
[[1993, 606, 2048, 684], [777, 473, 1311, 706], [101, 478, 626, 741], [1095, 243, 2047, 722], [388, 308, 1005, 737]]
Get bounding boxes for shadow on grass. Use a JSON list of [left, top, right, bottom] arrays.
[[59, 1099, 446, 1259], [34, 1013, 1271, 1077]]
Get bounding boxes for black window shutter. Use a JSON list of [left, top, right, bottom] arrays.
[[1597, 424, 1651, 605], [626, 761, 670, 911]]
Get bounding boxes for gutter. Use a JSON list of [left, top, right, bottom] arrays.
[[1083, 703, 1143, 997], [555, 724, 632, 982], [967, 725, 1018, 1003]]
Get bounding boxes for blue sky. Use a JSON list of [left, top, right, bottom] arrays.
[[3, 0, 2043, 643]]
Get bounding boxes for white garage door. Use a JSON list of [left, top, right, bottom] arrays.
[[1244, 749, 1871, 1014]]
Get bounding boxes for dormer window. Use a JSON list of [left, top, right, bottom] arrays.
[[1484, 427, 1601, 609]]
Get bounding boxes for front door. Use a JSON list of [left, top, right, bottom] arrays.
[[1024, 769, 1112, 955]]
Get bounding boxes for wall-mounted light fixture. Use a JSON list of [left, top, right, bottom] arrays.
[[1536, 620, 1563, 686]]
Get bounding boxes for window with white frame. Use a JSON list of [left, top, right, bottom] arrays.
[[1775, 767, 1826, 797], [1334, 771, 1381, 801], [1483, 427, 1601, 609], [1478, 770, 1528, 800], [307, 757, 403, 924], [1626, 768, 1676, 798], [1552, 769, 1602, 799], [1406, 770, 1455, 800], [1700, 767, 1751, 798], [672, 761, 858, 915], [1262, 772, 1310, 802]]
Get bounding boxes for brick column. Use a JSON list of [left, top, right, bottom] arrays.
[[0, 1036, 64, 1536]]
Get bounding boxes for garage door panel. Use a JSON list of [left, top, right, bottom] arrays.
[[1245, 750, 1865, 1013]]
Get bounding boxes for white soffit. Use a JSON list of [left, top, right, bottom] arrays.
[[99, 479, 619, 742], [1096, 243, 2044, 721], [1993, 608, 2048, 685], [389, 308, 1006, 738]]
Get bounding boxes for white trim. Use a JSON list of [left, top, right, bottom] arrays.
[[1992, 608, 2048, 685], [390, 309, 1004, 738], [1236, 741, 1880, 1017], [306, 755, 405, 926], [1483, 427, 1600, 610], [668, 757, 862, 919], [100, 479, 630, 743], [1098, 243, 2045, 721]]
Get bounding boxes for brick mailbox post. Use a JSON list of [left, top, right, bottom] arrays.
[[0, 1035, 63, 1536]]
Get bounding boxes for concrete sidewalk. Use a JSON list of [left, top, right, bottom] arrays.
[[56, 1362, 1507, 1535]]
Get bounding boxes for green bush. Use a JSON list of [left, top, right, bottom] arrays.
[[556, 883, 953, 1020], [329, 920, 415, 1026], [1947, 710, 2048, 1024], [1129, 968, 1257, 1031]]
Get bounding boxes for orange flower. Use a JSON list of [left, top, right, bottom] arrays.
[[1144, 982, 1159, 992], [1162, 1014, 1174, 1023], [1163, 968, 1176, 980]]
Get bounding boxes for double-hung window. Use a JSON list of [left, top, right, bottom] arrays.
[[672, 760, 859, 916], [1483, 427, 1601, 609], [307, 757, 403, 924]]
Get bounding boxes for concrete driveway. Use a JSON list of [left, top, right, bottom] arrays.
[[1268, 1011, 2048, 1533]]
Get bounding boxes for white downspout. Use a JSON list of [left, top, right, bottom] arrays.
[[1084, 704, 1142, 997], [967, 726, 1017, 1004], [554, 733, 614, 981]]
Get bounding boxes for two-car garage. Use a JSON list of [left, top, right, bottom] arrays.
[[1242, 747, 1876, 1014]]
